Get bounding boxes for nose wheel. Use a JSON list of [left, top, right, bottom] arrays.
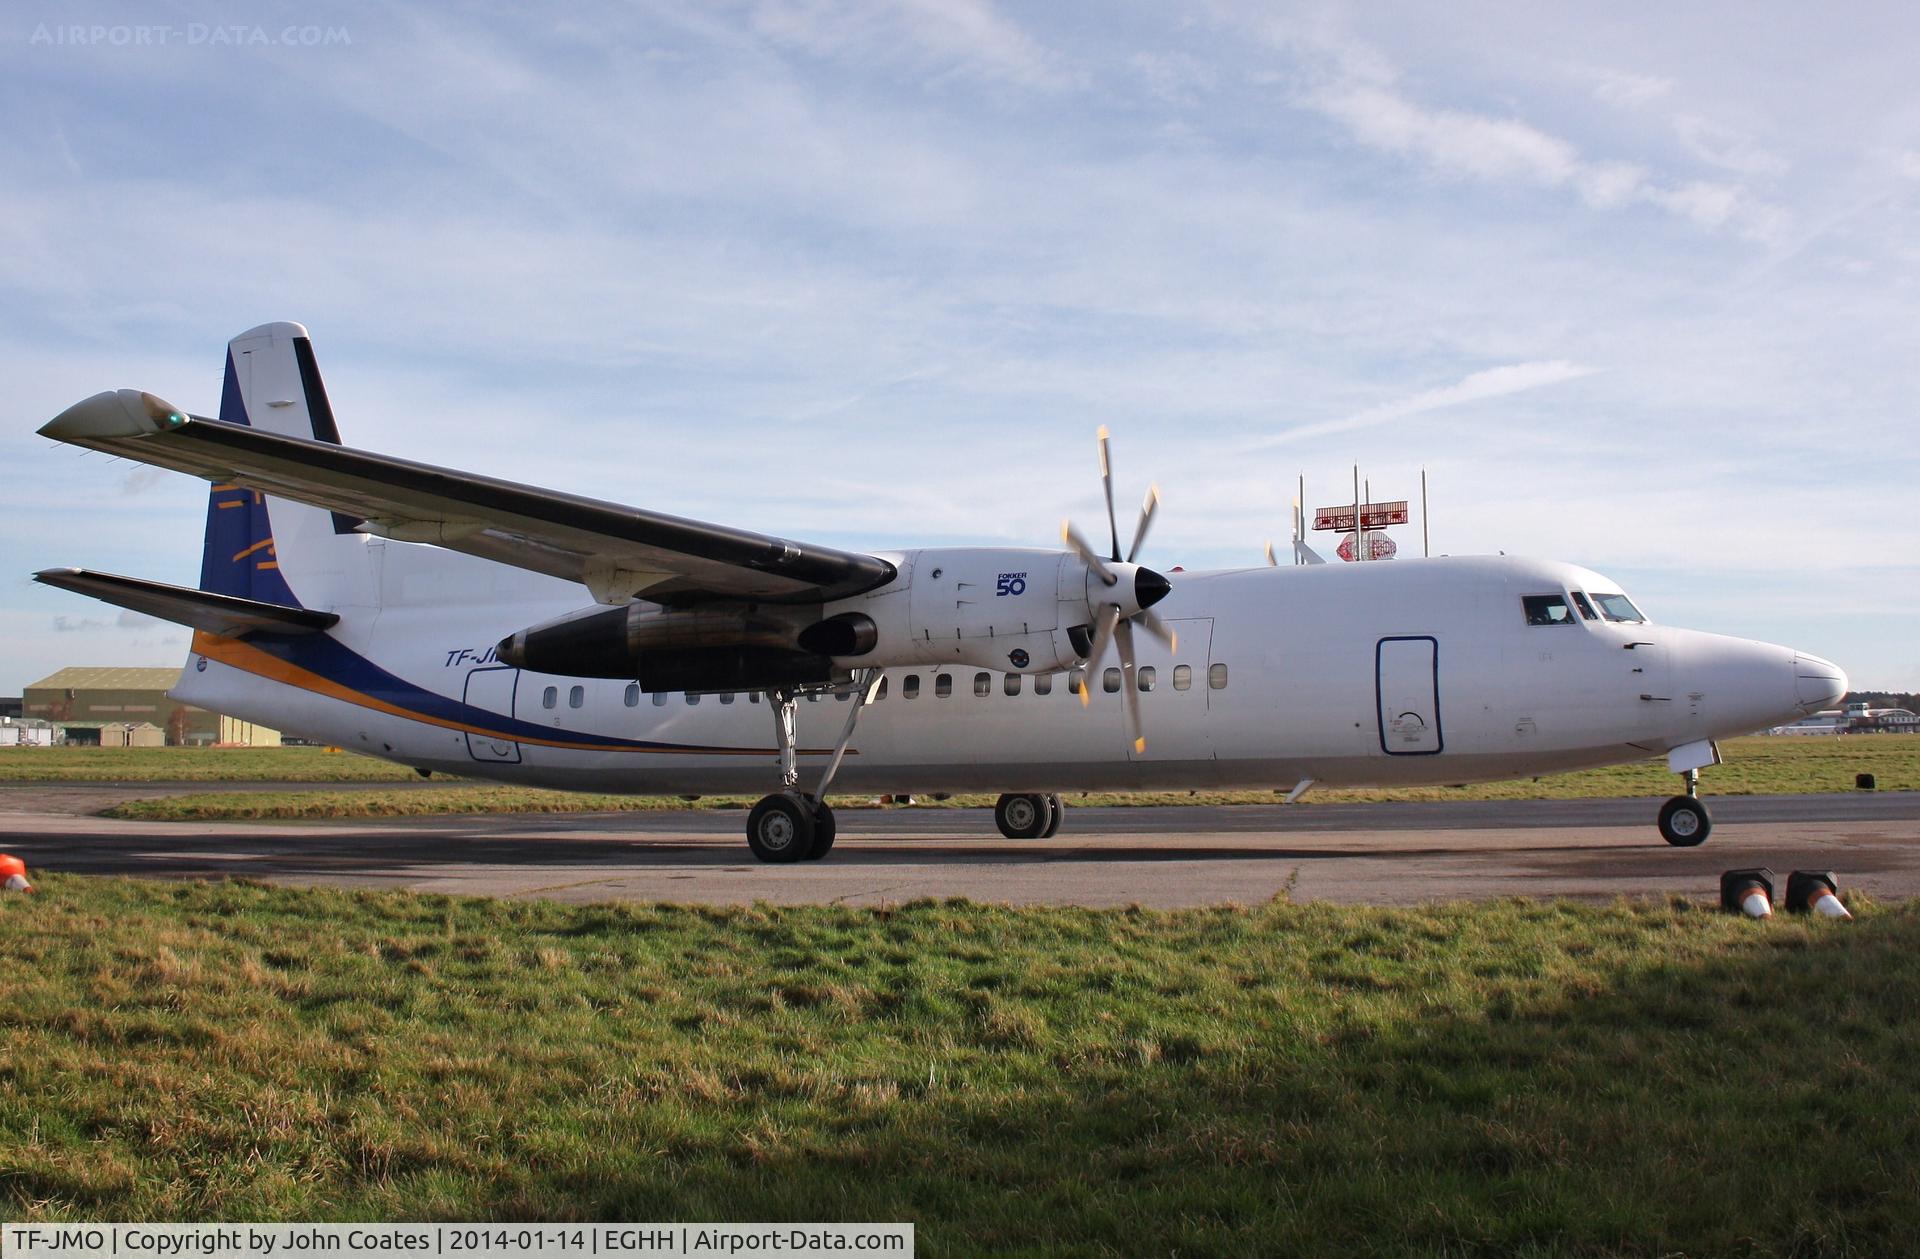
[[1657, 767, 1712, 846]]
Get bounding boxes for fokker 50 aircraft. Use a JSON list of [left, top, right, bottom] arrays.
[[37, 323, 1848, 861]]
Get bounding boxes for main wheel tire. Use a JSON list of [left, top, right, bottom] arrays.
[[747, 792, 816, 863], [1041, 793, 1065, 837], [994, 792, 1053, 840], [804, 798, 836, 860], [1658, 795, 1711, 847]]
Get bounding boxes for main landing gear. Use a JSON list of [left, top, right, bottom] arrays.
[[1657, 767, 1712, 847], [994, 792, 1065, 840], [746, 671, 879, 863]]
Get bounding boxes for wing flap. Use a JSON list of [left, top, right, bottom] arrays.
[[34, 568, 340, 637], [39, 389, 896, 604]]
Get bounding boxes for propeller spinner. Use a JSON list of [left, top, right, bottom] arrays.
[[1060, 426, 1176, 753]]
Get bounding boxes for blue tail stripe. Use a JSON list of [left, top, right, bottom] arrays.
[[198, 348, 303, 608]]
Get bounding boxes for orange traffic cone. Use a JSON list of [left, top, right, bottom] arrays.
[[1719, 868, 1773, 918], [0, 853, 32, 893], [1787, 870, 1851, 920]]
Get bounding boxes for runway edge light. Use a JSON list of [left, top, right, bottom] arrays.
[[1786, 870, 1852, 920], [1719, 868, 1774, 919], [0, 853, 32, 893]]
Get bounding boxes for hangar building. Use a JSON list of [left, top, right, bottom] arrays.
[[22, 666, 280, 746]]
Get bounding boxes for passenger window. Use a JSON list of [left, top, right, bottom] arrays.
[[1209, 663, 1228, 690], [1522, 594, 1577, 626], [1034, 673, 1052, 696], [624, 683, 639, 707], [835, 690, 850, 701], [903, 675, 920, 699], [974, 672, 992, 698], [651, 691, 668, 707], [719, 692, 735, 705], [748, 691, 761, 704], [1570, 591, 1599, 621], [875, 676, 889, 700], [1004, 673, 1021, 697], [1172, 664, 1192, 691], [1102, 667, 1122, 693], [935, 673, 953, 698], [1138, 666, 1156, 692], [686, 693, 701, 706], [1067, 667, 1087, 696], [542, 686, 557, 710]]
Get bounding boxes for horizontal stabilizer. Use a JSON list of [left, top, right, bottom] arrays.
[[33, 568, 339, 638]]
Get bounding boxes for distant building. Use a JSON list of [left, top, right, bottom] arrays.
[[1771, 701, 1920, 735], [22, 666, 280, 746], [59, 721, 168, 748], [0, 697, 21, 719], [0, 719, 56, 747]]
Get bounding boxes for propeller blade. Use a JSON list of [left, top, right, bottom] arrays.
[[1126, 484, 1159, 563], [1097, 425, 1120, 562], [1077, 602, 1120, 707], [1062, 520, 1118, 586], [1135, 608, 1177, 653], [1264, 539, 1277, 567], [1116, 617, 1145, 753]]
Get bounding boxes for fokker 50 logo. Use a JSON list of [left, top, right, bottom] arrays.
[[995, 572, 1027, 596]]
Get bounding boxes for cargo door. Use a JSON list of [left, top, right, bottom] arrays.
[[462, 666, 522, 763]]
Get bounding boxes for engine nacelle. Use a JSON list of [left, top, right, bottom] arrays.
[[497, 603, 817, 680], [822, 548, 1089, 674]]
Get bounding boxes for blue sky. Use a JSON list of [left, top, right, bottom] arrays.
[[3, 1, 1917, 693]]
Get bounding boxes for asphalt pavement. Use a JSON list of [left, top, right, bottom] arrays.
[[2, 786, 1914, 907]]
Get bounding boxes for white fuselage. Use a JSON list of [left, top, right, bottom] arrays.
[[172, 545, 1835, 797]]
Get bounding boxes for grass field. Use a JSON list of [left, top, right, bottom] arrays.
[[0, 746, 423, 783], [0, 878, 1914, 1252], [83, 734, 1920, 821]]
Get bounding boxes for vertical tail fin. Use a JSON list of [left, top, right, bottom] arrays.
[[196, 323, 371, 609]]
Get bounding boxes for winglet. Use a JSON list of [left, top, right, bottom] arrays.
[[39, 389, 190, 442]]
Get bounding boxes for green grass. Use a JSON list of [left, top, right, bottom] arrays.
[[0, 745, 424, 783], [94, 735, 1920, 821], [1, 878, 1916, 1253]]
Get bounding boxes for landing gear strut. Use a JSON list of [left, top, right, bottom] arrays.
[[746, 671, 879, 863], [1657, 767, 1711, 847]]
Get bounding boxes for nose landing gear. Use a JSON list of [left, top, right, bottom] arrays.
[[1657, 767, 1712, 847]]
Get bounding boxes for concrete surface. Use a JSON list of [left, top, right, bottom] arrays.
[[1, 786, 1914, 907]]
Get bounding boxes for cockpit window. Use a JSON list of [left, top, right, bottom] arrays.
[[1591, 592, 1646, 623], [1570, 591, 1599, 620], [1522, 594, 1577, 626]]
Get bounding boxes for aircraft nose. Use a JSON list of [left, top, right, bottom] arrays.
[[1793, 652, 1848, 714]]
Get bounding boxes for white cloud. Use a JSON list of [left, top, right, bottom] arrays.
[[748, 0, 1066, 90], [1589, 67, 1673, 109], [1301, 76, 1784, 239], [1674, 115, 1789, 178], [1250, 361, 1599, 448]]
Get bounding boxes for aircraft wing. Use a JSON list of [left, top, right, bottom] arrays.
[[39, 389, 897, 605]]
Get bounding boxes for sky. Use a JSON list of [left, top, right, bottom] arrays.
[[3, 1, 1917, 694]]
